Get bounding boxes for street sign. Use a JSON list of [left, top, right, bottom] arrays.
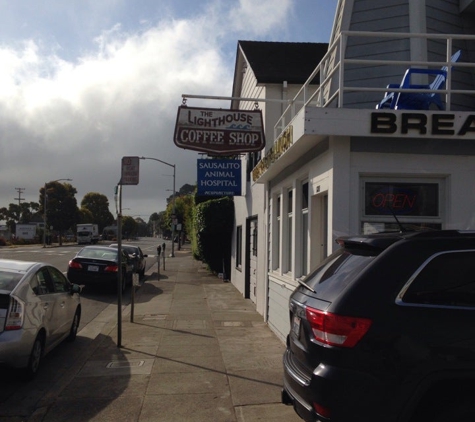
[[121, 156, 140, 185]]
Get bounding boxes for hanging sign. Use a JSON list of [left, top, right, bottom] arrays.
[[197, 159, 242, 196], [174, 106, 265, 156]]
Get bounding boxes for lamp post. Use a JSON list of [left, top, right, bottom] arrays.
[[43, 178, 72, 248], [139, 156, 176, 257]]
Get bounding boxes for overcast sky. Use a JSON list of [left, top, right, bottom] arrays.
[[0, 0, 336, 222]]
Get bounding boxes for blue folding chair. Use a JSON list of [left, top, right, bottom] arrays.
[[376, 50, 461, 110]]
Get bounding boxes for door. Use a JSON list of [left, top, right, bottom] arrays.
[[47, 266, 77, 340]]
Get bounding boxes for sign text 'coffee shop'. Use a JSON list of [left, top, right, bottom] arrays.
[[174, 106, 265, 156]]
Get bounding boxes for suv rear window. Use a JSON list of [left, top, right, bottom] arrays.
[[400, 250, 475, 308], [302, 248, 376, 301]]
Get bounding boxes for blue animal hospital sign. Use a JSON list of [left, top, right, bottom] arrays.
[[197, 159, 242, 196]]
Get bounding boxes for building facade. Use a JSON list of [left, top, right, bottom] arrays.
[[231, 0, 475, 341]]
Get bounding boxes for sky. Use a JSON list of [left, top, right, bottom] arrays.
[[0, 0, 337, 223]]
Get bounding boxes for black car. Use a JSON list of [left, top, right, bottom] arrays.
[[282, 230, 475, 422], [109, 244, 148, 279], [67, 245, 133, 292]]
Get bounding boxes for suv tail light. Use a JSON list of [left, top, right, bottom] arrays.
[[5, 297, 24, 331], [306, 307, 372, 348]]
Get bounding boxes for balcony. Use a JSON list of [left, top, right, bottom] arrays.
[[274, 31, 475, 140]]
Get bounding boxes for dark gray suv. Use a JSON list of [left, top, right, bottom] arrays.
[[282, 230, 475, 422]]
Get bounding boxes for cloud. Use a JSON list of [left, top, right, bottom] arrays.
[[0, 0, 297, 221], [228, 0, 293, 35]]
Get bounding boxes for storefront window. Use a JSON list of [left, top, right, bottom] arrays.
[[361, 179, 443, 233]]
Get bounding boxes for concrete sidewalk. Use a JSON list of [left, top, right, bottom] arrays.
[[35, 246, 301, 422]]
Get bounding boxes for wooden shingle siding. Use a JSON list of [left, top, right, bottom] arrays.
[[351, 2, 409, 33]]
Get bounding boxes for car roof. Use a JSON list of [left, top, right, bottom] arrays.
[[81, 245, 117, 250], [336, 230, 475, 251], [0, 259, 42, 273]]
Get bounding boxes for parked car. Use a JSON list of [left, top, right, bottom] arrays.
[[67, 245, 133, 292], [109, 243, 147, 279], [0, 259, 81, 379], [282, 230, 475, 422]]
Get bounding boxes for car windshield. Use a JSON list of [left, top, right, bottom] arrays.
[[0, 271, 23, 292]]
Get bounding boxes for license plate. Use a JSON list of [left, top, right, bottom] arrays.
[[88, 265, 99, 272], [292, 315, 301, 336]]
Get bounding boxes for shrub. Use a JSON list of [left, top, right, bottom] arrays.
[[194, 197, 234, 278]]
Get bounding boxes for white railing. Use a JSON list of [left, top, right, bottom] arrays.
[[274, 31, 475, 140]]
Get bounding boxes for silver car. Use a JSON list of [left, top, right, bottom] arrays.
[[0, 259, 81, 379]]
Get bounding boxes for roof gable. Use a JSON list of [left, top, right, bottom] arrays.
[[238, 40, 328, 84]]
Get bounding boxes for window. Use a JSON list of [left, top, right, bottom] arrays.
[[252, 223, 257, 257], [34, 269, 53, 295], [236, 226, 242, 269], [275, 195, 281, 270], [301, 181, 309, 276], [48, 267, 69, 293], [400, 251, 475, 308], [361, 178, 443, 234], [287, 189, 293, 273]]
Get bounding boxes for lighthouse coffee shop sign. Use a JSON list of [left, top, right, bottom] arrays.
[[174, 106, 265, 156]]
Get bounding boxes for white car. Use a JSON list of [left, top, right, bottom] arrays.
[[0, 259, 81, 379]]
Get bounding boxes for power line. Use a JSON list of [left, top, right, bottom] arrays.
[[14, 187, 26, 207]]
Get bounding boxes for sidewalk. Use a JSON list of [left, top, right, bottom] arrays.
[[34, 246, 302, 422]]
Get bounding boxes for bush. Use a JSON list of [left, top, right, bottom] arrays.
[[0, 237, 6, 246], [194, 197, 234, 278]]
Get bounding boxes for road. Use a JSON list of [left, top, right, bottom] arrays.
[[0, 237, 166, 420]]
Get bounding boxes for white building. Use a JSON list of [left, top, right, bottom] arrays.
[[230, 0, 475, 341]]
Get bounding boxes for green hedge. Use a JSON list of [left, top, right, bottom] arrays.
[[194, 197, 234, 278]]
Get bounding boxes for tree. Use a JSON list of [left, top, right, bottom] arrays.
[[134, 217, 149, 237], [40, 182, 78, 245], [80, 192, 114, 231], [0, 202, 41, 236], [78, 207, 94, 224], [122, 216, 137, 239]]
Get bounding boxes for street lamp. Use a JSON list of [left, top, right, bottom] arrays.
[[43, 178, 72, 248], [139, 156, 176, 257]]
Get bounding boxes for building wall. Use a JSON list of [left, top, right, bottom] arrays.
[[265, 132, 475, 341]]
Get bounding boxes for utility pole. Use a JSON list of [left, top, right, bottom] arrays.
[[14, 188, 25, 207]]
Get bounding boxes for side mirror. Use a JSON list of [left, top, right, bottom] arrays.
[[143, 254, 148, 257], [70, 284, 82, 295]]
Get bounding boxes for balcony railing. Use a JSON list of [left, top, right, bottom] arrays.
[[274, 31, 475, 140]]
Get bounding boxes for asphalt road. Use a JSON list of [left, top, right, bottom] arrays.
[[0, 237, 166, 420]]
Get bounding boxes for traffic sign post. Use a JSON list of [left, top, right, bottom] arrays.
[[121, 156, 140, 185]]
